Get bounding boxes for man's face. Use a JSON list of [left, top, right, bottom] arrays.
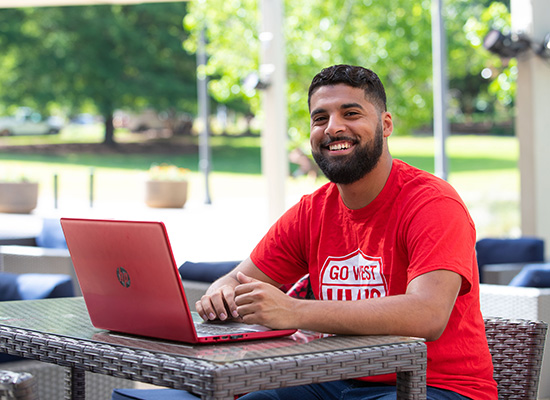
[[309, 84, 389, 184]]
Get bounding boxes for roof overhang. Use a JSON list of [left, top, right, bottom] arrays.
[[0, 0, 186, 8]]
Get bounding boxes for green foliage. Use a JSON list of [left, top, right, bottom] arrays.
[[184, 0, 514, 146], [0, 4, 197, 142], [0, 1, 515, 147]]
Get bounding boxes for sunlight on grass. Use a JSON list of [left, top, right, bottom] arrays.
[[389, 135, 520, 238], [0, 133, 521, 239]]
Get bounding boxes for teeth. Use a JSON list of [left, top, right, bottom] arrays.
[[329, 142, 351, 151]]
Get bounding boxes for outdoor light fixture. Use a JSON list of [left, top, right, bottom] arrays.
[[242, 64, 275, 91], [484, 29, 550, 60]]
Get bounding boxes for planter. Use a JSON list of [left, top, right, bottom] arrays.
[[0, 182, 39, 214], [145, 180, 188, 208]]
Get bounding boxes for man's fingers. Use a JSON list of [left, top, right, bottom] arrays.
[[195, 285, 238, 321]]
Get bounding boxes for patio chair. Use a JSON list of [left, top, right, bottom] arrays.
[[0, 370, 38, 400], [485, 317, 548, 399]]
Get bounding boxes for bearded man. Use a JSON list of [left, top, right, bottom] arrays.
[[196, 64, 498, 400]]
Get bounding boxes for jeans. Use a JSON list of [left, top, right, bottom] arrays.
[[238, 380, 470, 400]]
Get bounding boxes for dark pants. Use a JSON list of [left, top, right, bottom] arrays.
[[238, 380, 470, 400]]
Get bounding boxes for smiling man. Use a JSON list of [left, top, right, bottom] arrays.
[[196, 65, 497, 400]]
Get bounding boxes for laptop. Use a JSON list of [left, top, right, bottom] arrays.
[[60, 217, 296, 344]]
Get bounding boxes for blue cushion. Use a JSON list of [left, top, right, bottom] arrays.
[[0, 273, 21, 301], [35, 218, 67, 249], [178, 261, 240, 283], [112, 389, 199, 399], [17, 273, 75, 299], [476, 237, 545, 268], [509, 264, 550, 288], [0, 272, 74, 301]]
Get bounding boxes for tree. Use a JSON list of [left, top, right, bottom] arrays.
[[183, 0, 513, 147], [0, 3, 197, 145]]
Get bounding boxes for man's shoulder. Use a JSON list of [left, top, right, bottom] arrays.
[[393, 159, 458, 196], [287, 182, 341, 219], [302, 182, 338, 201]]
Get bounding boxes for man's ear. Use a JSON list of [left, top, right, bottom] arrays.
[[382, 112, 393, 138]]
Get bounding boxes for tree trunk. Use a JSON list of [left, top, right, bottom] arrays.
[[103, 112, 115, 146]]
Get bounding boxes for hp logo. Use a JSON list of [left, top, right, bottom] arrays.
[[116, 267, 131, 288]]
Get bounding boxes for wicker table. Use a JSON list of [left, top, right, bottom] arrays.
[[0, 298, 427, 400]]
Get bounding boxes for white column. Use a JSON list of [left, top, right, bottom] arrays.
[[512, 0, 550, 258], [260, 0, 288, 225], [431, 0, 450, 181]]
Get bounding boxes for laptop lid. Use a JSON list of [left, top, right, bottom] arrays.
[[60, 217, 296, 344]]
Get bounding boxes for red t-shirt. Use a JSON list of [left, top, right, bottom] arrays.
[[250, 159, 497, 399]]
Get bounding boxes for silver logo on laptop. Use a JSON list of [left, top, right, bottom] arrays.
[[116, 267, 131, 288]]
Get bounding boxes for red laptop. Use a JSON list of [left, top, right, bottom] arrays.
[[60, 217, 296, 343]]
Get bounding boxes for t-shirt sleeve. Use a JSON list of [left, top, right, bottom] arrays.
[[250, 201, 310, 285], [403, 195, 477, 295]]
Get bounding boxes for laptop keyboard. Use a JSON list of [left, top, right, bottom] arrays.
[[195, 322, 257, 336]]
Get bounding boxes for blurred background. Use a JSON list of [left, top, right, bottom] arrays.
[[0, 0, 547, 263]]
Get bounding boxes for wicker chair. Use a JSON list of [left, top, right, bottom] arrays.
[[0, 370, 38, 400], [485, 317, 548, 399]]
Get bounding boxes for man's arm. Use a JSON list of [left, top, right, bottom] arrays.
[[195, 257, 280, 321], [234, 269, 462, 341]]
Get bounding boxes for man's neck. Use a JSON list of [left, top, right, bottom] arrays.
[[336, 155, 393, 210]]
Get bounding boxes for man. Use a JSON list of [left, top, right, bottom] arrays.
[[196, 65, 497, 399]]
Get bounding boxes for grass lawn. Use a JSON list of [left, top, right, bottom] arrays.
[[0, 126, 520, 239]]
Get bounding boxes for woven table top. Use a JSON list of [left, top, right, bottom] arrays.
[[0, 297, 423, 362]]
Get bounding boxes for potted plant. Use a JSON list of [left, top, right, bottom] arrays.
[[0, 176, 39, 214], [145, 163, 190, 208]]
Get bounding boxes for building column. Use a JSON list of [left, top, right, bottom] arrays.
[[513, 0, 550, 256], [260, 0, 288, 225]]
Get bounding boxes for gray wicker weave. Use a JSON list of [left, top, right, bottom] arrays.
[[0, 370, 38, 400], [0, 298, 428, 400], [480, 283, 550, 399], [485, 317, 548, 400]]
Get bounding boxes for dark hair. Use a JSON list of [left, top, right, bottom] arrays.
[[308, 65, 387, 112]]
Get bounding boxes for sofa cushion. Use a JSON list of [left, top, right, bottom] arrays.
[[16, 273, 75, 299], [0, 272, 74, 300], [476, 237, 545, 268], [178, 261, 240, 283], [509, 264, 550, 288], [0, 273, 21, 301], [35, 218, 67, 249]]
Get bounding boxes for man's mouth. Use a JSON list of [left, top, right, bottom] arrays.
[[329, 141, 353, 151], [323, 139, 356, 153]]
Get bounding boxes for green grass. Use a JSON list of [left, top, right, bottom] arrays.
[[0, 126, 520, 238]]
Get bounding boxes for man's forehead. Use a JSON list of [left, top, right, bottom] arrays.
[[309, 85, 371, 112]]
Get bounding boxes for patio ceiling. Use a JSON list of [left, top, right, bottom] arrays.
[[0, 0, 185, 8]]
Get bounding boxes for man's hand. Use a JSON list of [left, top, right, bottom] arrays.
[[194, 258, 283, 322], [195, 279, 240, 322], [234, 272, 296, 329]]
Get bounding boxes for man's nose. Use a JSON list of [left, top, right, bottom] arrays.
[[324, 115, 346, 136]]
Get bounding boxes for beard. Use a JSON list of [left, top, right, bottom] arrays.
[[311, 121, 384, 185]]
